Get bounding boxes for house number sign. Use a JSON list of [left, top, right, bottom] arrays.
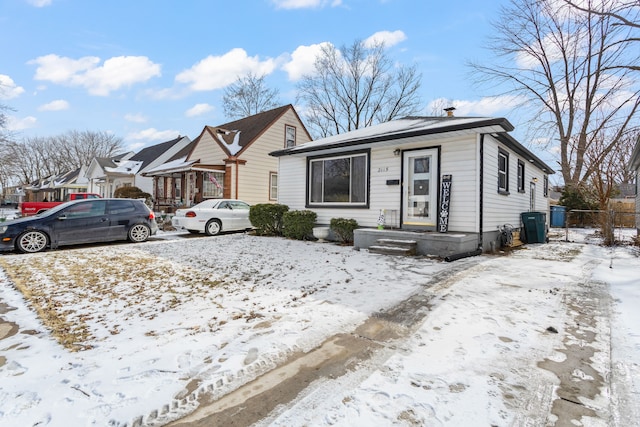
[[438, 174, 452, 233]]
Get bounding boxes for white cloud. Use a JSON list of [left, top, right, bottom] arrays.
[[26, 0, 52, 7], [175, 48, 276, 92], [428, 95, 526, 116], [38, 99, 69, 111], [29, 54, 161, 96], [6, 115, 37, 131], [0, 75, 25, 100], [364, 30, 407, 48], [124, 113, 147, 123], [126, 128, 180, 142], [271, 0, 342, 9], [185, 103, 213, 117], [282, 42, 332, 81]]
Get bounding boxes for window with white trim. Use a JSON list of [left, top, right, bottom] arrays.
[[269, 172, 278, 201], [308, 151, 368, 206], [285, 125, 296, 148], [498, 149, 509, 194], [544, 175, 549, 197]]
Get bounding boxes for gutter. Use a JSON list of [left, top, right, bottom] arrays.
[[478, 133, 485, 252]]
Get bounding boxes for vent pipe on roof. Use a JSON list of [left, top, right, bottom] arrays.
[[444, 107, 456, 117]]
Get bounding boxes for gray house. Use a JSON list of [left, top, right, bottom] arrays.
[[271, 114, 555, 258]]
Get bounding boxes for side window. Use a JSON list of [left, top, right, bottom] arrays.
[[285, 125, 296, 148], [498, 149, 509, 195], [66, 201, 107, 218], [108, 200, 135, 214], [544, 175, 549, 197], [517, 160, 525, 193], [269, 172, 278, 201], [230, 201, 250, 210]]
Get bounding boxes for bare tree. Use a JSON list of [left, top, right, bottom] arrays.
[[222, 72, 281, 120], [296, 40, 423, 138], [468, 0, 640, 187], [564, 0, 640, 72], [4, 130, 124, 185]]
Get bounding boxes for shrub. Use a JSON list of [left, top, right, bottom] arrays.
[[330, 218, 358, 244], [113, 186, 152, 206], [282, 210, 317, 240], [249, 204, 289, 236]]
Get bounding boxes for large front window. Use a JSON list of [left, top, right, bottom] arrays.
[[203, 171, 224, 198], [309, 152, 368, 206]]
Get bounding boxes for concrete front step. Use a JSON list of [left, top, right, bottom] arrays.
[[369, 238, 418, 256], [368, 245, 416, 256]]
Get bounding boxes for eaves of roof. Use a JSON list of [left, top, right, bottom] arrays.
[[270, 117, 512, 156]]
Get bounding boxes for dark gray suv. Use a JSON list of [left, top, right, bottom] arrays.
[[0, 198, 158, 253]]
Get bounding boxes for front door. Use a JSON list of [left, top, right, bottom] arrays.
[[402, 149, 438, 228]]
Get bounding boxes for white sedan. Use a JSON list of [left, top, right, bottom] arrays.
[[171, 199, 253, 236]]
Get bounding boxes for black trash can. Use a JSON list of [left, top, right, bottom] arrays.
[[520, 211, 547, 243]]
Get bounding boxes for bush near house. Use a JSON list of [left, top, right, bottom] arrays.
[[114, 186, 152, 201], [282, 210, 317, 240], [249, 204, 289, 236], [330, 218, 358, 244]]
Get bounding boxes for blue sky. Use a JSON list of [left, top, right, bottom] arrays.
[[1, 0, 530, 154]]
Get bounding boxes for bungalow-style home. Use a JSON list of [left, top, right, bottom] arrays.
[[629, 137, 640, 235], [270, 113, 555, 258], [144, 104, 312, 210], [85, 135, 191, 198], [22, 166, 90, 202]]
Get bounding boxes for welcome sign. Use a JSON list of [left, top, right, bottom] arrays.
[[439, 174, 452, 233]]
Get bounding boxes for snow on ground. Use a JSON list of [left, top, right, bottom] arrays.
[[0, 226, 638, 426]]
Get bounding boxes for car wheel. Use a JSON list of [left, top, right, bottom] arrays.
[[128, 224, 151, 242], [205, 219, 222, 236], [17, 230, 48, 253]]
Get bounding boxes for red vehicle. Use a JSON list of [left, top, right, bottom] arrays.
[[19, 193, 101, 216]]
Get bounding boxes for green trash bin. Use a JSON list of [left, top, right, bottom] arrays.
[[520, 211, 547, 243]]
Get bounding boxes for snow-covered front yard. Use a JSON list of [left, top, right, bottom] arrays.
[[0, 228, 638, 426]]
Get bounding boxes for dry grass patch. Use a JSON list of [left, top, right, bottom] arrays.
[[0, 247, 227, 352]]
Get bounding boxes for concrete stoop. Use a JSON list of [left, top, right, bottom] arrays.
[[368, 238, 417, 256]]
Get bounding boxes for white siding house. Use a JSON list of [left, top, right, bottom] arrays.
[[85, 136, 191, 198], [271, 115, 554, 257]]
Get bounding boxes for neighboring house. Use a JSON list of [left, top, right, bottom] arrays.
[[85, 136, 191, 198], [271, 113, 555, 257], [22, 167, 90, 202], [145, 104, 312, 210], [629, 137, 640, 234]]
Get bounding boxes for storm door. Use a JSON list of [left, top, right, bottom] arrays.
[[402, 149, 438, 227]]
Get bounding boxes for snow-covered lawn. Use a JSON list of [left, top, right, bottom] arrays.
[[0, 228, 638, 426]]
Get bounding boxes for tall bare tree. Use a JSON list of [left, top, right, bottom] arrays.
[[564, 0, 639, 72], [4, 130, 124, 185], [469, 0, 640, 187], [222, 72, 281, 120], [296, 40, 423, 138]]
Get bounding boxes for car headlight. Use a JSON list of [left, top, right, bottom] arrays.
[[0, 225, 7, 234]]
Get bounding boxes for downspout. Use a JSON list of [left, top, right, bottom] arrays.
[[235, 159, 239, 199], [478, 134, 485, 252]]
